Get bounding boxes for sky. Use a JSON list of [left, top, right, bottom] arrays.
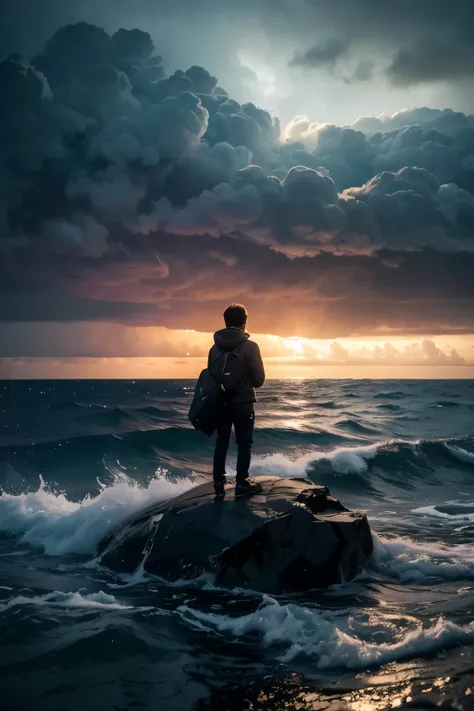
[[1, 0, 474, 378]]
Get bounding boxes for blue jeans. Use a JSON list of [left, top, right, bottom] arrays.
[[213, 402, 255, 484]]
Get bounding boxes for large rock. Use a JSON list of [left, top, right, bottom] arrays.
[[96, 476, 373, 592]]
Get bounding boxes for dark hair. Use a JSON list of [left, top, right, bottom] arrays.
[[224, 303, 248, 328]]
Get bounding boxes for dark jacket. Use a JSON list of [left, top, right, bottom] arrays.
[[208, 327, 265, 404]]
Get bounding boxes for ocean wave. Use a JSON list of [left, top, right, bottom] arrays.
[[412, 501, 474, 523], [0, 590, 132, 612], [371, 534, 474, 582], [75, 406, 139, 427], [3, 437, 472, 558], [0, 426, 200, 452], [134, 405, 183, 418], [334, 417, 381, 435], [1, 424, 350, 453], [177, 595, 474, 669], [446, 444, 474, 466], [373, 391, 405, 400], [75, 404, 184, 423], [0, 471, 194, 556], [251, 443, 380, 478], [375, 403, 403, 412], [252, 438, 474, 480]]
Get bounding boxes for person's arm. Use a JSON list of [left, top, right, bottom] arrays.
[[248, 342, 265, 388]]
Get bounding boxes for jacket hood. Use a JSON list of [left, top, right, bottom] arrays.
[[214, 327, 249, 352]]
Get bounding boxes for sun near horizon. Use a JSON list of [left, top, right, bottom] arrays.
[[1, 330, 473, 380], [2, 13, 474, 382]]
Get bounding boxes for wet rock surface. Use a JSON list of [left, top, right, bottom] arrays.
[[97, 476, 373, 591]]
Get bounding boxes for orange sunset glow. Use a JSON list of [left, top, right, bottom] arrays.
[[2, 4, 474, 711], [2, 328, 473, 379]]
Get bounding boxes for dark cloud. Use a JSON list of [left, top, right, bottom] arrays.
[[2, 0, 474, 98], [1, 20, 474, 352], [290, 38, 350, 69], [387, 38, 474, 86], [289, 40, 374, 86], [131, 162, 474, 257], [349, 61, 374, 83], [295, 0, 474, 86]]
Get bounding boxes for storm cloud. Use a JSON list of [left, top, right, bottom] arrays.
[[289, 0, 474, 88], [1, 19, 474, 351], [290, 38, 350, 70]]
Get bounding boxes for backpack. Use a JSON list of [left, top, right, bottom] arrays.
[[188, 343, 246, 436], [208, 343, 246, 393]]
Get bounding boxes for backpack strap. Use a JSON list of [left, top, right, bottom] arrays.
[[234, 339, 248, 356], [209, 338, 247, 366]]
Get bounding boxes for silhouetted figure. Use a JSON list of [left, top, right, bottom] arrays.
[[209, 303, 265, 497]]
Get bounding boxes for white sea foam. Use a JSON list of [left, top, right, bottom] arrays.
[[178, 595, 474, 668], [0, 590, 131, 612], [445, 443, 474, 466], [371, 534, 474, 582], [0, 471, 195, 555], [251, 442, 381, 477], [413, 501, 474, 523], [252, 439, 474, 479]]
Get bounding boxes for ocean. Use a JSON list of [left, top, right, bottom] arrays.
[[1, 378, 474, 711]]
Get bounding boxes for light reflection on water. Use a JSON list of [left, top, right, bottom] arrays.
[[196, 667, 473, 710], [1, 379, 474, 710]]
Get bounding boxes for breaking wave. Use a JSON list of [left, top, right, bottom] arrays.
[[252, 438, 474, 479], [0, 471, 194, 555], [178, 595, 474, 668], [0, 590, 133, 612], [371, 535, 474, 582]]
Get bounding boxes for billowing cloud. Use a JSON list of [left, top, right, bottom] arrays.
[[0, 319, 470, 370], [324, 339, 467, 366], [3, 1, 474, 102], [280, 116, 331, 151], [1, 20, 474, 353], [285, 109, 474, 192]]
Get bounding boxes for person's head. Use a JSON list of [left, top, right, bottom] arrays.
[[223, 303, 248, 331]]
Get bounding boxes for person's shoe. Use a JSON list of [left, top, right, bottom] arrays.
[[235, 479, 262, 498], [214, 479, 226, 498]]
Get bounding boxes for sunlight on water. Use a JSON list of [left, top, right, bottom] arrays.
[[1, 378, 474, 709]]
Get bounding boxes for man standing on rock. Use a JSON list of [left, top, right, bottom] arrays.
[[209, 303, 265, 498]]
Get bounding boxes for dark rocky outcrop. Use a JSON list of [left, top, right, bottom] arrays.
[[96, 476, 373, 592]]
